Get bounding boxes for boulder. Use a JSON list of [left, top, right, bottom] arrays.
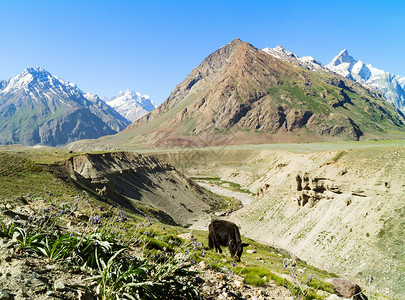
[[327, 278, 367, 300]]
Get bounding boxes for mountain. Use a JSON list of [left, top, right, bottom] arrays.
[[326, 50, 405, 112], [106, 90, 157, 122], [68, 39, 405, 151], [0, 67, 131, 146]]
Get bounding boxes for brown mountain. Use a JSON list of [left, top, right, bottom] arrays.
[[69, 39, 405, 150]]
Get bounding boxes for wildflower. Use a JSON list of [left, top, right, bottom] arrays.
[[291, 271, 296, 279], [14, 215, 19, 221], [283, 258, 289, 268], [201, 250, 205, 257]]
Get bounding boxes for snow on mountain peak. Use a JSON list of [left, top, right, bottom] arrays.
[[107, 90, 157, 122], [0, 67, 82, 99], [262, 45, 324, 71], [326, 50, 405, 111], [25, 66, 47, 74], [328, 49, 355, 67]]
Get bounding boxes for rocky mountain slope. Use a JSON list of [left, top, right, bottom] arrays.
[[151, 145, 405, 298], [68, 39, 405, 151], [51, 151, 227, 226], [0, 67, 130, 146], [326, 50, 405, 113], [106, 90, 157, 122], [262, 45, 325, 72]]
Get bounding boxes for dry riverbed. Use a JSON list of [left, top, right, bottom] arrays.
[[196, 181, 254, 206]]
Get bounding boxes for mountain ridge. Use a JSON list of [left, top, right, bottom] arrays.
[[67, 38, 405, 151]]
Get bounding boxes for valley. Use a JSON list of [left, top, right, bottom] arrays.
[[1, 141, 403, 298]]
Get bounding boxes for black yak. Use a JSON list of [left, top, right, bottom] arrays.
[[208, 220, 248, 261]]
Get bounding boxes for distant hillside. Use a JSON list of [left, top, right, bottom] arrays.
[[0, 67, 130, 146], [68, 39, 405, 151]]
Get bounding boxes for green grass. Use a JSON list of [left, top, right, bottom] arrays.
[[0, 152, 79, 201], [238, 266, 274, 285]]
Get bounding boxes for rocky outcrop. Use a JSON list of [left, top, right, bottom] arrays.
[[52, 152, 219, 226], [293, 172, 349, 208]]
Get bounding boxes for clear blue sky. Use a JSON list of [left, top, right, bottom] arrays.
[[0, 0, 404, 104]]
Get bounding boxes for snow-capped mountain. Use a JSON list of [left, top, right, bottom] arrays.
[[262, 45, 325, 72], [106, 90, 157, 122], [326, 50, 405, 112], [0, 67, 130, 146]]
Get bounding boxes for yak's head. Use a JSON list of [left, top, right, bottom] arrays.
[[229, 240, 249, 262]]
